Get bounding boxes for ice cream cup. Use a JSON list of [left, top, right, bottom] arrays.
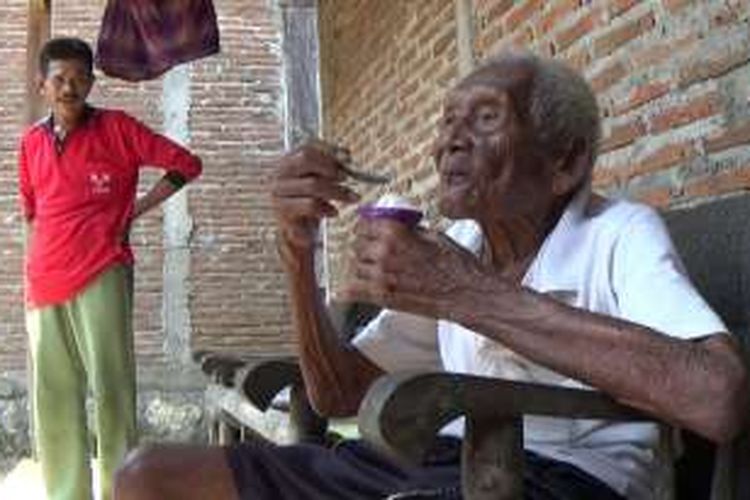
[[356, 195, 423, 228]]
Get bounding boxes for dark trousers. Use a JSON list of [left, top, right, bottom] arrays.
[[227, 437, 626, 500]]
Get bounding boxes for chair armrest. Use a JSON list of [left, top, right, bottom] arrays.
[[236, 358, 302, 410], [236, 358, 329, 443], [194, 350, 250, 387], [359, 372, 649, 500], [359, 371, 647, 463]]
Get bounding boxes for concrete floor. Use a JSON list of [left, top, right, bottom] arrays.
[[0, 459, 45, 499], [0, 459, 101, 500]]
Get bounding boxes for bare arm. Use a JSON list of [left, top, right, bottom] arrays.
[[456, 277, 748, 443], [345, 219, 749, 443], [272, 146, 384, 417], [122, 111, 202, 225], [123, 173, 194, 244], [133, 173, 186, 220]]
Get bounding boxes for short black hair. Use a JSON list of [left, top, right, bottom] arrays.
[[39, 37, 94, 77]]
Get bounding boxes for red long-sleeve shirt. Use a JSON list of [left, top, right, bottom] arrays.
[[18, 108, 202, 307]]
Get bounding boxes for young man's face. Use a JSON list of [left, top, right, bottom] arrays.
[[39, 59, 94, 125]]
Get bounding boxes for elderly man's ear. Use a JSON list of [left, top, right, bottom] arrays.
[[551, 138, 593, 197]]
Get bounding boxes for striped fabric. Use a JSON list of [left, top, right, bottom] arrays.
[[95, 0, 220, 81]]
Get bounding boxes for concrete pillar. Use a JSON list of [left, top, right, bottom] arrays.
[[455, 0, 476, 76], [161, 64, 194, 367], [278, 0, 329, 291], [279, 0, 321, 147], [26, 0, 51, 124]]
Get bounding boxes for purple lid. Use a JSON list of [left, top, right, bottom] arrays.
[[357, 205, 423, 227]]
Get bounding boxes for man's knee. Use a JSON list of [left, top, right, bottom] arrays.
[[113, 445, 162, 499]]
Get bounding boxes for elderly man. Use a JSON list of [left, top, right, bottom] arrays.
[[114, 52, 748, 500]]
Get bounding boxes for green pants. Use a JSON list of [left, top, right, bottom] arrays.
[[27, 264, 137, 500]]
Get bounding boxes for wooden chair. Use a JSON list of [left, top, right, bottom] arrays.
[[199, 195, 749, 499], [358, 194, 750, 500]]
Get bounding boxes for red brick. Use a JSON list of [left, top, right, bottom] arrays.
[[628, 33, 699, 69], [628, 142, 698, 178], [600, 118, 646, 153], [606, 0, 640, 19], [662, 0, 695, 14], [592, 166, 623, 189], [612, 81, 670, 116], [650, 92, 722, 133], [504, 0, 544, 32], [554, 8, 600, 52], [560, 46, 592, 72], [593, 10, 656, 58], [632, 185, 672, 208], [678, 36, 750, 87], [705, 122, 750, 154], [589, 59, 627, 93], [684, 167, 750, 198], [538, 0, 580, 34]]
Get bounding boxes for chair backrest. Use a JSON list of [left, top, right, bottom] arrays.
[[664, 195, 750, 342], [663, 194, 750, 500]]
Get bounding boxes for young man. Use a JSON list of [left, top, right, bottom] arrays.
[[18, 37, 202, 500], [114, 52, 747, 500]]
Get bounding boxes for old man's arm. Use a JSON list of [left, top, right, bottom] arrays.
[[272, 145, 385, 418], [345, 214, 749, 444]]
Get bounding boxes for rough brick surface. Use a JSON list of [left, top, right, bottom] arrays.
[[0, 0, 29, 374], [188, 1, 291, 359], [319, 0, 458, 293]]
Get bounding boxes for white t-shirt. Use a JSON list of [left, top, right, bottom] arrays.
[[352, 190, 727, 500]]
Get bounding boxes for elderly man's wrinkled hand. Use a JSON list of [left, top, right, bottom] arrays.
[[341, 218, 483, 318], [271, 145, 360, 251]]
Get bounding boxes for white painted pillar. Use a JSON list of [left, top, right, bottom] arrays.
[[161, 64, 194, 366]]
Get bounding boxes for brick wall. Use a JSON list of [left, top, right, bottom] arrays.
[[0, 0, 292, 379], [0, 0, 30, 374], [473, 0, 750, 207], [189, 1, 293, 358], [319, 0, 459, 292], [318, 0, 750, 286]]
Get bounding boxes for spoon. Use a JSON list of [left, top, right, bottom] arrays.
[[295, 129, 391, 185]]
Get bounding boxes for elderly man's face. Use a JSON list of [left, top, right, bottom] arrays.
[[433, 71, 554, 224]]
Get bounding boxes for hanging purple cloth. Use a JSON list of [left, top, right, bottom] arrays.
[[95, 0, 220, 81]]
